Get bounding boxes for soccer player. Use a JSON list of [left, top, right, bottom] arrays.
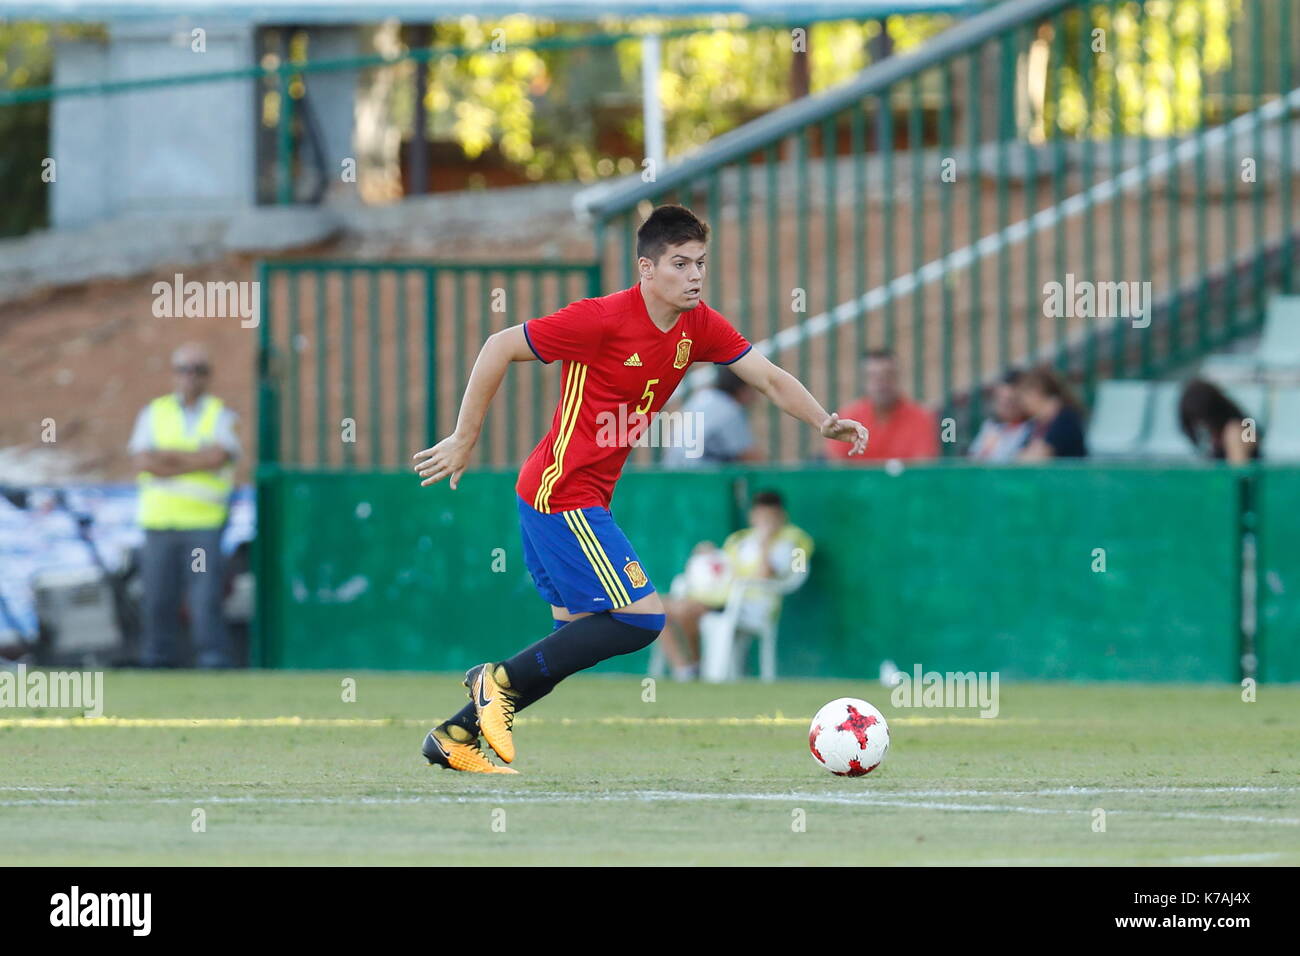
[[414, 204, 868, 773]]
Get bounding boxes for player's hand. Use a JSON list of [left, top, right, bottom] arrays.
[[412, 432, 476, 489], [820, 412, 868, 456]]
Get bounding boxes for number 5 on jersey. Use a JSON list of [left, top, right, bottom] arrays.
[[635, 378, 661, 415]]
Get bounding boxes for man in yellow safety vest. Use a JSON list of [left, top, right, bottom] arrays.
[[128, 342, 240, 667]]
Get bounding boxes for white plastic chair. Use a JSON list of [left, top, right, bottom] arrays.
[[698, 570, 809, 683]]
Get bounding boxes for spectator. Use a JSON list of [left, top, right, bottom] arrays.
[[825, 349, 938, 462], [969, 370, 1033, 461], [128, 342, 240, 668], [1179, 378, 1261, 463], [661, 367, 760, 466], [660, 490, 813, 681], [1015, 367, 1088, 460]]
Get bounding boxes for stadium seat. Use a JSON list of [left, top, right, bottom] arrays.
[[1264, 388, 1300, 461], [1087, 381, 1152, 457], [1139, 382, 1197, 458], [1257, 295, 1300, 370], [1200, 295, 1300, 382]]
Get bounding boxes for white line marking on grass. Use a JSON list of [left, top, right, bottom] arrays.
[[616, 791, 1300, 826], [878, 786, 1300, 797], [3, 789, 1296, 827], [1170, 852, 1285, 864]]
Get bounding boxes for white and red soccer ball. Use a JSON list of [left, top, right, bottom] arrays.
[[808, 698, 890, 776]]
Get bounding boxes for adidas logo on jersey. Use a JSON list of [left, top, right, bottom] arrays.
[[624, 353, 643, 367]]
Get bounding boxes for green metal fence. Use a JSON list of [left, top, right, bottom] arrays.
[[584, 0, 1300, 460], [256, 260, 600, 470]]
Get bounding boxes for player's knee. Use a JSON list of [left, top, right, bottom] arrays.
[[610, 610, 666, 651]]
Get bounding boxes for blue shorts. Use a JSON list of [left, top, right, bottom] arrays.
[[517, 495, 656, 614]]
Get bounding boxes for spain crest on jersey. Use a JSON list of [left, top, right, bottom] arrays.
[[623, 560, 648, 589], [673, 338, 692, 369]]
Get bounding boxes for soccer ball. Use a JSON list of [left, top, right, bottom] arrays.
[[808, 698, 890, 776]]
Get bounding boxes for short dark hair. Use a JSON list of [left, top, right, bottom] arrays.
[[863, 348, 896, 363], [636, 204, 709, 264], [751, 490, 785, 510]]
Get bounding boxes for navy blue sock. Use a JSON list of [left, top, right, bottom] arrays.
[[500, 611, 664, 709], [441, 617, 572, 734]]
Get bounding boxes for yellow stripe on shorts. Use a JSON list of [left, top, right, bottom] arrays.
[[562, 510, 631, 607]]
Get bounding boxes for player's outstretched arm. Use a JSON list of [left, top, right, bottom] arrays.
[[413, 325, 537, 488], [728, 350, 868, 456]]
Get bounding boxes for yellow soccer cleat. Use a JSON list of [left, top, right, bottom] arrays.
[[464, 662, 519, 763], [422, 723, 518, 774]]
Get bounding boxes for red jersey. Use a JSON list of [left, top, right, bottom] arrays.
[[517, 284, 751, 512]]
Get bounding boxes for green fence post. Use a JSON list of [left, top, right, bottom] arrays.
[[908, 78, 924, 404], [506, 270, 518, 462], [997, 32, 1014, 383], [315, 269, 328, 466], [1137, 5, 1154, 378], [879, 89, 897, 350], [851, 101, 867, 397], [940, 64, 955, 415], [453, 269, 466, 449], [425, 267, 438, 450], [765, 144, 782, 461], [529, 270, 544, 442], [1282, 0, 1295, 294], [1249, 2, 1265, 322], [395, 268, 409, 457], [967, 49, 983, 427], [1079, 7, 1098, 402], [367, 270, 382, 467], [1025, 23, 1041, 368], [1220, 8, 1238, 341], [738, 155, 753, 357], [286, 267, 300, 465], [342, 268, 355, 467], [708, 169, 722, 311], [1050, 10, 1067, 372], [796, 127, 811, 461], [1194, 0, 1211, 356], [823, 114, 840, 411]]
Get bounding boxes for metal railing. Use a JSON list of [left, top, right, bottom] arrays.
[[257, 260, 601, 469], [587, 0, 1299, 460]]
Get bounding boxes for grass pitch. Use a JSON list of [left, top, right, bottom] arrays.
[[1, 671, 1297, 865]]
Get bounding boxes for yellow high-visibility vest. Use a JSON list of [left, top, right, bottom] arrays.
[[136, 394, 234, 530]]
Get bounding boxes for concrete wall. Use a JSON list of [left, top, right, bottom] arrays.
[[53, 19, 258, 227], [51, 20, 362, 228]]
